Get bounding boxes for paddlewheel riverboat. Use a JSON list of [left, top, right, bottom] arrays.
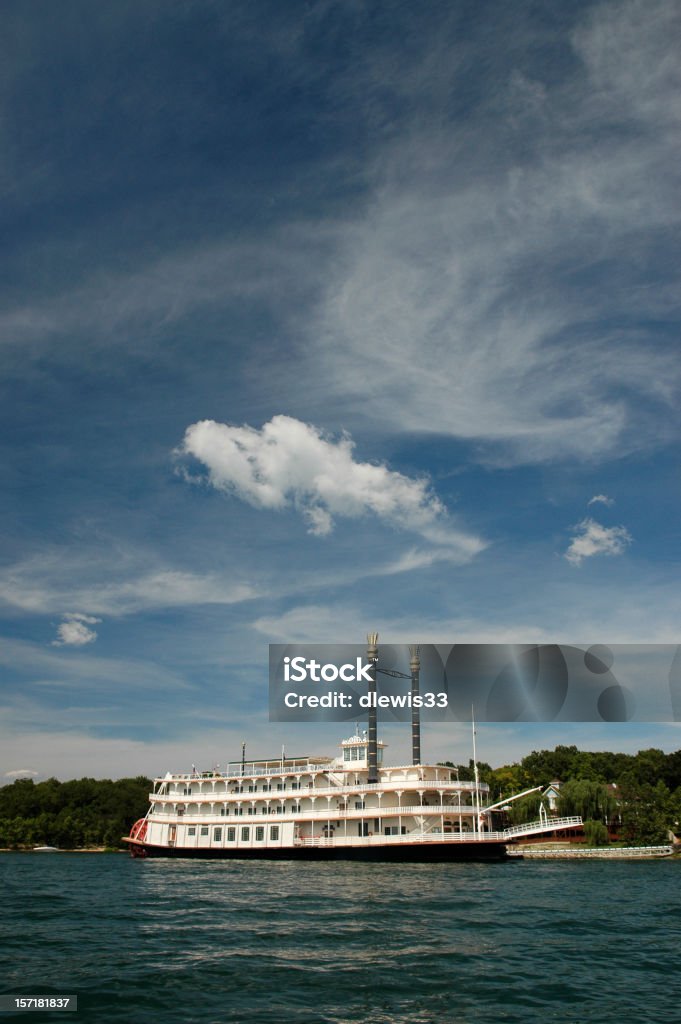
[[124, 637, 582, 860]]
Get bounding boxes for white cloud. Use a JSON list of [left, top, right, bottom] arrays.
[[573, 0, 681, 129], [0, 637, 192, 692], [588, 494, 614, 507], [52, 612, 101, 647], [0, 555, 258, 617], [564, 518, 632, 566], [0, 229, 322, 358], [179, 415, 485, 561], [4, 768, 39, 779], [295, 0, 681, 465], [252, 604, 553, 645]]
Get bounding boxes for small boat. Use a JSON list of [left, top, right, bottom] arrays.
[[32, 845, 59, 852]]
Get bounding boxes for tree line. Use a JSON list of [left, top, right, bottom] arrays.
[[443, 744, 681, 846], [2, 744, 680, 849], [0, 776, 151, 850]]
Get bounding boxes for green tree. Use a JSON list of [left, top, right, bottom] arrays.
[[507, 792, 543, 825], [557, 779, 616, 823], [487, 763, 526, 800], [0, 775, 151, 848], [583, 819, 609, 846], [619, 779, 671, 845]]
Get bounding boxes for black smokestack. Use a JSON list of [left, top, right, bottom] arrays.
[[410, 645, 421, 765], [366, 632, 379, 783]]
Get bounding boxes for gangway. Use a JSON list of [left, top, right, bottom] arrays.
[[503, 815, 582, 840]]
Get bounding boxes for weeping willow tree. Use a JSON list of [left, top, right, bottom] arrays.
[[583, 819, 610, 846], [557, 780, 617, 823], [506, 792, 544, 826]]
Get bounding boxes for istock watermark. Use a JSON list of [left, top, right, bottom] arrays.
[[269, 643, 681, 723], [283, 656, 374, 684]]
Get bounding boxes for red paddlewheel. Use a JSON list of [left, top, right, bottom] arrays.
[[129, 819, 148, 841]]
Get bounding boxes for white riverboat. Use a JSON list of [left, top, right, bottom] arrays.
[[123, 731, 582, 861], [124, 637, 581, 860]]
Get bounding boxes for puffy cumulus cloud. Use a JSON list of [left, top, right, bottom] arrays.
[[52, 613, 101, 647], [588, 494, 614, 507], [564, 518, 632, 566], [179, 415, 485, 561]]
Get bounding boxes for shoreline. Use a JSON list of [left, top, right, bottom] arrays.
[[0, 847, 125, 854], [509, 844, 676, 859]]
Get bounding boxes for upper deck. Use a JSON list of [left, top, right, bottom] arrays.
[[151, 733, 490, 800]]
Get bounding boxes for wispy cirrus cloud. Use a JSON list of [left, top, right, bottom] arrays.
[[297, 0, 681, 465], [0, 553, 258, 617], [0, 636, 191, 692], [564, 518, 632, 566], [588, 494, 614, 507], [178, 415, 485, 562]]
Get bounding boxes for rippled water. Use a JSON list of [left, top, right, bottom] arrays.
[[1, 853, 680, 1023]]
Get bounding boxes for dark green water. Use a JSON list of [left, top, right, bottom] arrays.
[[1, 853, 680, 1023]]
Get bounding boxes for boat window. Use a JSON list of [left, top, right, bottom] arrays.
[[343, 748, 350, 761], [270, 826, 279, 841], [241, 827, 250, 841], [213, 828, 222, 841], [255, 826, 264, 841], [200, 826, 209, 836], [227, 827, 236, 842], [188, 827, 196, 836]]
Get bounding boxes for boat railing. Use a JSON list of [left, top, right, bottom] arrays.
[[151, 779, 488, 801], [502, 816, 582, 837], [148, 803, 481, 822], [293, 817, 584, 847], [156, 770, 484, 787], [295, 832, 507, 847]]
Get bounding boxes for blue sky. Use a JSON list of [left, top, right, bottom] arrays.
[[1, 0, 680, 781]]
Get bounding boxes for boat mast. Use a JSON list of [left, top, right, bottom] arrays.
[[472, 706, 481, 833]]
